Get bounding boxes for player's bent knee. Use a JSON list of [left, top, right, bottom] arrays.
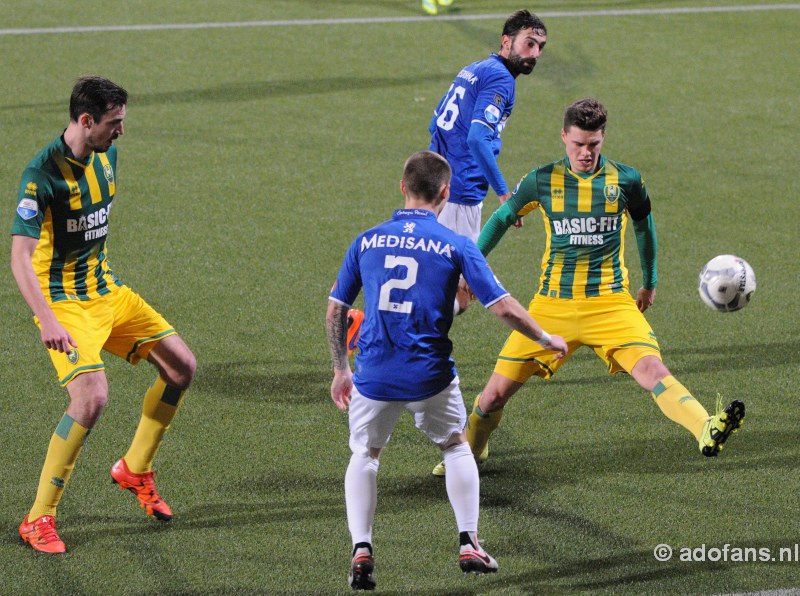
[[630, 355, 670, 390], [481, 374, 522, 411], [163, 359, 195, 391], [152, 339, 196, 390]]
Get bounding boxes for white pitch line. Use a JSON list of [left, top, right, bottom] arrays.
[[0, 4, 799, 36]]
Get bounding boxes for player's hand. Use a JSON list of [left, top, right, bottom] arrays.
[[498, 192, 523, 228], [544, 334, 568, 359], [330, 369, 353, 411], [39, 318, 77, 354], [458, 278, 476, 300], [637, 287, 656, 313]]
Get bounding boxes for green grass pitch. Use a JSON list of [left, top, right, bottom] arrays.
[[1, 1, 799, 593]]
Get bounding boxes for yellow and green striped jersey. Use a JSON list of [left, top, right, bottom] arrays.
[[12, 135, 122, 302], [478, 155, 653, 299]]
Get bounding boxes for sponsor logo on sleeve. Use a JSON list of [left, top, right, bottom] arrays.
[[484, 104, 501, 124], [492, 93, 503, 107], [17, 198, 38, 220]]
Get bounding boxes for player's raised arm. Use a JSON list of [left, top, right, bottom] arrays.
[[488, 296, 567, 357]]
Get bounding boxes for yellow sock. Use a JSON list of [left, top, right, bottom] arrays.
[[651, 375, 710, 439], [466, 394, 503, 458], [29, 414, 89, 519], [124, 377, 185, 474]]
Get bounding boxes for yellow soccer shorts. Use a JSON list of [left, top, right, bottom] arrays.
[[494, 292, 662, 383], [36, 285, 176, 387]]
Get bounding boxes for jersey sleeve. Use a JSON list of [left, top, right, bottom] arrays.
[[467, 121, 508, 197], [329, 236, 363, 307], [469, 71, 513, 133], [625, 170, 652, 222], [12, 167, 51, 238], [476, 170, 540, 256], [633, 213, 658, 289], [459, 239, 509, 307]]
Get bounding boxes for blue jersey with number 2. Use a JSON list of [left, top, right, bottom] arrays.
[[329, 209, 509, 401], [429, 54, 516, 205]]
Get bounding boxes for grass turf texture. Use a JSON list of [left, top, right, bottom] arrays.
[[1, 1, 799, 593]]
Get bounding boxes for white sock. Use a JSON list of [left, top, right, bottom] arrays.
[[345, 453, 379, 546], [443, 442, 479, 532], [453, 297, 461, 315]]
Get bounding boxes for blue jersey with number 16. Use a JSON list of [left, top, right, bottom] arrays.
[[329, 209, 509, 401], [429, 53, 516, 206]]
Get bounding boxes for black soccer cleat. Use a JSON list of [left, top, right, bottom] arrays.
[[700, 397, 745, 457], [349, 546, 376, 590]]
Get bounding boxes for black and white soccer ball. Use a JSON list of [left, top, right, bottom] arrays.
[[698, 255, 756, 312]]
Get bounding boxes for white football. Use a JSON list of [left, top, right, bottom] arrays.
[[698, 255, 756, 312]]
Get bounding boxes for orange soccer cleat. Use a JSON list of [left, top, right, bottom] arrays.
[[19, 515, 66, 554], [347, 309, 364, 357], [111, 458, 173, 521]]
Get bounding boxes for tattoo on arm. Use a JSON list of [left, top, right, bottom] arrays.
[[326, 303, 349, 371]]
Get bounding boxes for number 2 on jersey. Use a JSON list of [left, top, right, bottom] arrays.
[[436, 84, 466, 131], [378, 255, 418, 314]]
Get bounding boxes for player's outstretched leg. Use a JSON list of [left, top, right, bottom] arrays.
[[459, 532, 498, 575], [699, 396, 745, 457], [349, 542, 376, 590], [111, 458, 173, 521]]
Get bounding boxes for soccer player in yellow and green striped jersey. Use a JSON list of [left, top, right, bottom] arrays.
[[432, 98, 745, 477], [11, 76, 197, 553]]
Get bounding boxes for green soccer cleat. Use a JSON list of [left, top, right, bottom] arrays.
[[431, 444, 488, 477], [699, 396, 745, 457], [438, 0, 455, 6], [421, 0, 437, 15]]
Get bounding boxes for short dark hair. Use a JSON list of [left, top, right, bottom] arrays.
[[403, 151, 452, 201], [563, 98, 608, 132], [69, 76, 128, 123], [503, 9, 546, 37]]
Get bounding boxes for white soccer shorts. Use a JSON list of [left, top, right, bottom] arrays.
[[437, 202, 483, 242], [348, 377, 467, 456]]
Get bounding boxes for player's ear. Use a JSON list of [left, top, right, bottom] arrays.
[[400, 179, 407, 196], [440, 183, 450, 202], [79, 113, 93, 129], [560, 128, 568, 144]]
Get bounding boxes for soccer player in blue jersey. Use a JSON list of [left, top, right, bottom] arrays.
[[432, 98, 745, 478], [429, 10, 546, 244], [11, 77, 196, 553], [326, 150, 566, 590]]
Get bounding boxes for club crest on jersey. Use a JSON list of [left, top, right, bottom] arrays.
[[484, 104, 501, 124], [103, 163, 114, 183], [604, 184, 621, 204], [67, 349, 79, 365], [17, 198, 38, 220], [403, 222, 416, 234]]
